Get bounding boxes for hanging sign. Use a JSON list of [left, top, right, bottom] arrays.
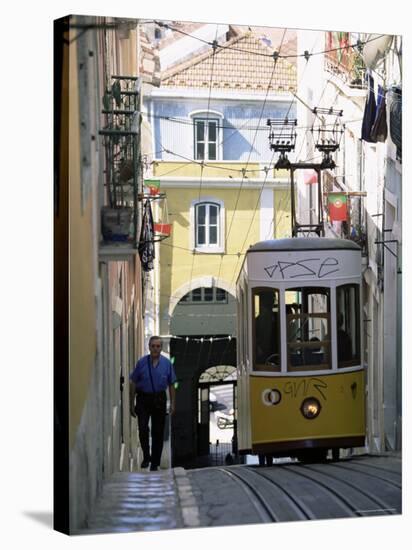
[[154, 222, 172, 236], [327, 192, 348, 222], [144, 179, 160, 195]]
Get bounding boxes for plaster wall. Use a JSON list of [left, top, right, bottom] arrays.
[[147, 96, 296, 162], [157, 186, 261, 335]]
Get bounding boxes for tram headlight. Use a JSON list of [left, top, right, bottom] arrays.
[[300, 397, 321, 419]]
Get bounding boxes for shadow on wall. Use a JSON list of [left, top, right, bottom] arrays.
[[223, 119, 259, 159]]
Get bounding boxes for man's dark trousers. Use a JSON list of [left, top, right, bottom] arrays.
[[135, 391, 167, 467]]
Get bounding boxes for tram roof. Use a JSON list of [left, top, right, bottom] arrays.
[[247, 237, 361, 253]]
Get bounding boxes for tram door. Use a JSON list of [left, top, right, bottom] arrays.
[[197, 386, 210, 456]]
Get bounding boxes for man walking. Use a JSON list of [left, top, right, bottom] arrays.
[[130, 336, 176, 471]]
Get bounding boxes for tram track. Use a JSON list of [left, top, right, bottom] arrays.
[[328, 462, 402, 490], [218, 466, 313, 522], [348, 458, 402, 479], [290, 463, 399, 516], [222, 462, 401, 521], [270, 464, 364, 518], [217, 467, 280, 523], [207, 456, 401, 524]]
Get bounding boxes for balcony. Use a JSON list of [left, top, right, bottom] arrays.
[[99, 76, 141, 261], [324, 32, 367, 90]]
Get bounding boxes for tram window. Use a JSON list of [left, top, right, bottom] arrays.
[[337, 284, 360, 367], [252, 288, 281, 371], [285, 288, 331, 371]]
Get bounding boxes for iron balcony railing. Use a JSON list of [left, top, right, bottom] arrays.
[[99, 76, 141, 249], [324, 32, 367, 90]]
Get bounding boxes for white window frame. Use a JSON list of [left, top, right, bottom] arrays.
[[190, 197, 225, 253], [180, 287, 228, 304], [189, 110, 223, 161]]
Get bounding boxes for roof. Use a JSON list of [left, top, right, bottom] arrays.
[[156, 21, 205, 50], [248, 238, 361, 252], [161, 30, 297, 94]]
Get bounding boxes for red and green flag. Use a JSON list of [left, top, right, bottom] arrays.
[[144, 179, 160, 196], [327, 192, 348, 221]]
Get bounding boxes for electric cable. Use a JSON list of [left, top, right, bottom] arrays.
[[153, 21, 388, 62], [186, 25, 221, 303], [223, 31, 323, 290]]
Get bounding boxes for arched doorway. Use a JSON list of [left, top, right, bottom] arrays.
[[198, 366, 237, 464], [168, 284, 237, 467]]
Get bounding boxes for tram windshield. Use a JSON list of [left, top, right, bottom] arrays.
[[286, 287, 331, 371], [252, 288, 281, 371], [336, 284, 360, 367]]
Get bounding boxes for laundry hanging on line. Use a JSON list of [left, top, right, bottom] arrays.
[[361, 72, 388, 144], [370, 84, 388, 143], [361, 72, 377, 143]]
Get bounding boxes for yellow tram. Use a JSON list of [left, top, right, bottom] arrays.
[[236, 238, 365, 464]]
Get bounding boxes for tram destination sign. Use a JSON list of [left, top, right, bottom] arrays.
[[248, 249, 361, 282]]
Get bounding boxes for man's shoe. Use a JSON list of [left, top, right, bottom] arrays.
[[141, 459, 150, 468], [150, 465, 159, 471]]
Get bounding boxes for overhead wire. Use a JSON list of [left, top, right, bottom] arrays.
[[272, 37, 347, 237], [147, 119, 363, 172], [153, 21, 387, 61], [273, 34, 365, 237], [146, 112, 367, 133], [210, 28, 289, 301], [156, 29, 351, 303], [156, 28, 289, 342], [148, 25, 375, 349], [224, 31, 324, 290], [186, 24, 221, 299]]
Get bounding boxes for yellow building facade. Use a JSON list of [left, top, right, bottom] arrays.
[[55, 15, 155, 532], [142, 24, 297, 464], [153, 162, 292, 337]]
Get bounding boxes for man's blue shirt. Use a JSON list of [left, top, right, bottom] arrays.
[[129, 354, 176, 393]]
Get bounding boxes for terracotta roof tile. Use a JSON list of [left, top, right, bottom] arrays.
[[161, 31, 297, 93]]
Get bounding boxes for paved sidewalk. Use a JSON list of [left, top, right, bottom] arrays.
[[74, 468, 200, 535]]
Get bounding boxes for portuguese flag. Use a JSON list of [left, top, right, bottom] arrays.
[[144, 179, 160, 196], [328, 192, 348, 221]]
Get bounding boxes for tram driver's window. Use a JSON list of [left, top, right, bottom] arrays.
[[286, 288, 331, 371], [336, 284, 360, 367], [253, 289, 280, 371]]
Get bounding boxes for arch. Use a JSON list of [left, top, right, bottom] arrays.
[[168, 277, 236, 319], [188, 109, 224, 120], [199, 365, 237, 384]]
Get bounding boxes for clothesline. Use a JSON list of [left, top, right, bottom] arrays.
[[361, 71, 388, 144]]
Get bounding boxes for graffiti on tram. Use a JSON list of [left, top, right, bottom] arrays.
[[261, 378, 328, 406], [264, 257, 340, 280]]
